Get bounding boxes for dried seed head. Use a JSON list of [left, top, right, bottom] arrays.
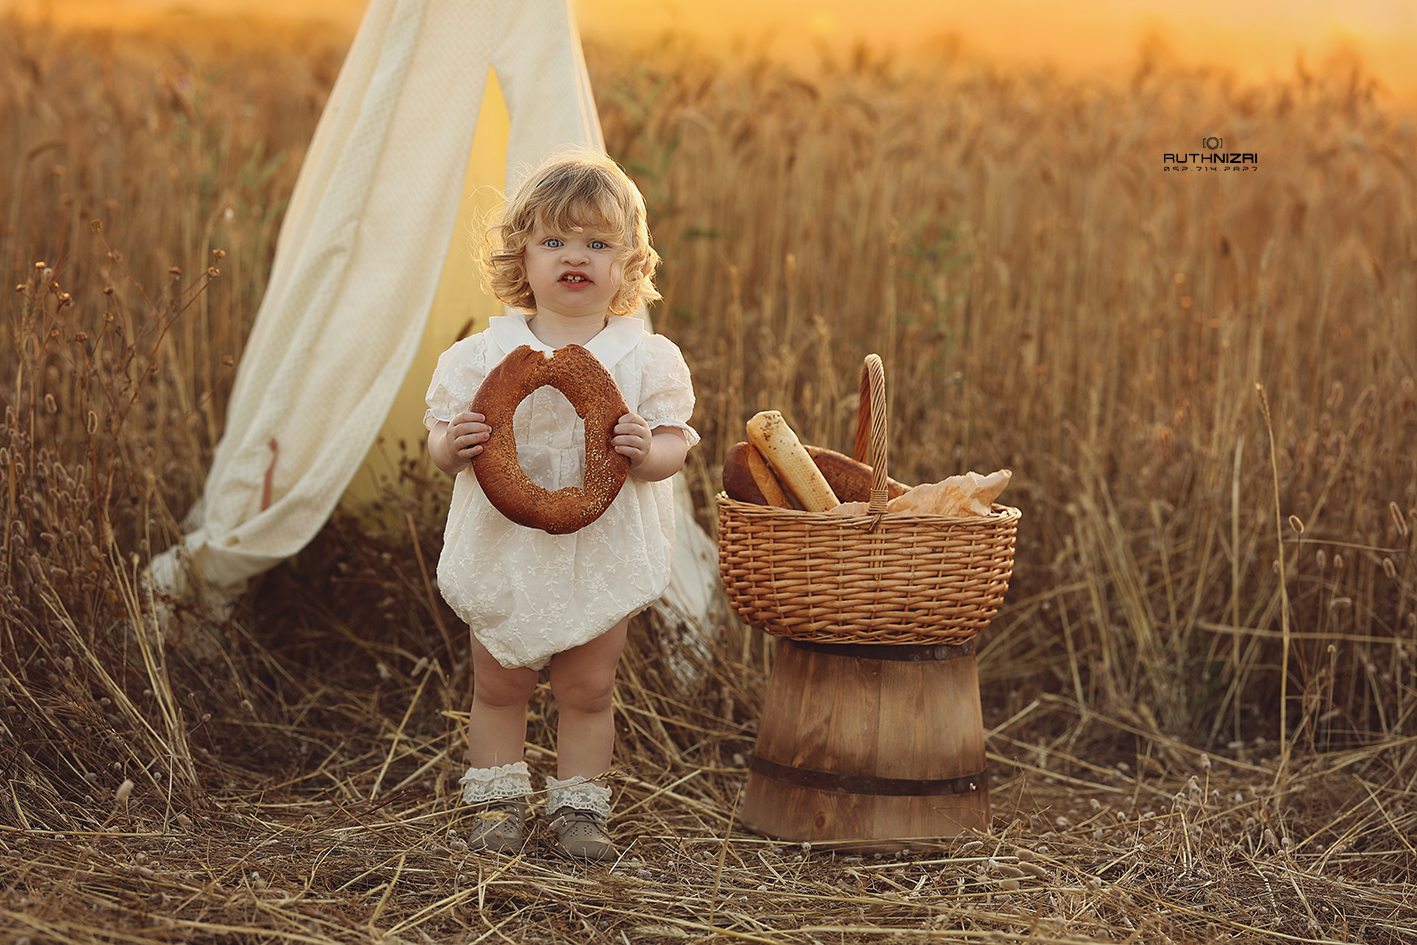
[[1255, 383, 1273, 424], [1383, 558, 1397, 580], [1316, 549, 1328, 571], [1392, 502, 1409, 538], [169, 267, 181, 279], [206, 267, 220, 278], [1288, 514, 1304, 535], [44, 394, 56, 414], [89, 219, 102, 232], [1200, 753, 1211, 771], [115, 779, 134, 804], [1326, 381, 1344, 410], [1330, 597, 1352, 610], [212, 247, 226, 258], [1333, 553, 1345, 572]]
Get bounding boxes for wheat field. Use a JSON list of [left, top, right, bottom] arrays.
[[1, 11, 1415, 944]]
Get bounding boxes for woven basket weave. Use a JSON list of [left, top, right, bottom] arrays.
[[716, 354, 1020, 645]]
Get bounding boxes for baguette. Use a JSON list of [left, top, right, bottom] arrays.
[[723, 442, 792, 507], [745, 411, 839, 512]]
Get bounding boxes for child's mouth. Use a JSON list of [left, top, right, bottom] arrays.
[[561, 274, 588, 284]]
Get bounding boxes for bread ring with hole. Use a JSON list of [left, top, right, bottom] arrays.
[[470, 344, 630, 535]]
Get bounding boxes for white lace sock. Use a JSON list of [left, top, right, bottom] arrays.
[[459, 762, 532, 806], [545, 775, 613, 819]]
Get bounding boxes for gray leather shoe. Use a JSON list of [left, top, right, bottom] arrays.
[[549, 807, 614, 861], [468, 800, 526, 853]]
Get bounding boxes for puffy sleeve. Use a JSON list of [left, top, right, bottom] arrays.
[[424, 334, 489, 430], [637, 333, 700, 448]]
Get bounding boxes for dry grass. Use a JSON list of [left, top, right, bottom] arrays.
[[2, 12, 1415, 944]]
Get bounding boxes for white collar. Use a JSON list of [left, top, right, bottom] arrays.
[[488, 312, 645, 370]]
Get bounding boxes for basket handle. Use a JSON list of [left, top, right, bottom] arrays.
[[853, 353, 891, 513]]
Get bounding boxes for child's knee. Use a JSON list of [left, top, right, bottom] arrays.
[[473, 668, 538, 709], [549, 672, 615, 714]]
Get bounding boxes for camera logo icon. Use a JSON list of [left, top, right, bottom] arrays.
[[1202, 136, 1223, 150]]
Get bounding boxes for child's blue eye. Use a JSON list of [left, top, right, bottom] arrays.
[[589, 240, 608, 250], [543, 237, 562, 248]]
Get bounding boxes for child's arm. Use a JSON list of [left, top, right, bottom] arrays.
[[428, 410, 491, 475], [613, 413, 688, 482]]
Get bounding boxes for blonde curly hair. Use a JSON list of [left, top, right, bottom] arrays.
[[480, 152, 660, 318]]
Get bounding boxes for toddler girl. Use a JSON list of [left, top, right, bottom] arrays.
[[424, 152, 697, 860]]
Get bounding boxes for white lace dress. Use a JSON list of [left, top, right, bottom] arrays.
[[424, 314, 699, 669]]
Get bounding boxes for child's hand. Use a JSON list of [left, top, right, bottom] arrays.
[[446, 411, 491, 462], [612, 414, 689, 481], [612, 412, 654, 471]]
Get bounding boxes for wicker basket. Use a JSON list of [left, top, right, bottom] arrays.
[[716, 354, 1020, 645]]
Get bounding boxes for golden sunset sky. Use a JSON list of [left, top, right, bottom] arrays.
[[8, 0, 1417, 99]]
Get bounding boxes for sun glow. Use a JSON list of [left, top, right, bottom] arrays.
[[5, 0, 1414, 99]]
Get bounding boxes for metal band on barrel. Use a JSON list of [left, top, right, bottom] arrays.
[[789, 639, 974, 662], [748, 754, 987, 797]]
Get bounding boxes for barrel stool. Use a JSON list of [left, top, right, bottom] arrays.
[[740, 638, 989, 851]]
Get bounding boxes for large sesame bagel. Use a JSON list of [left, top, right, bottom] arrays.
[[470, 344, 630, 535]]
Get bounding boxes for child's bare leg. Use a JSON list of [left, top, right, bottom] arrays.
[[544, 617, 629, 860], [467, 633, 539, 768], [547, 616, 630, 779]]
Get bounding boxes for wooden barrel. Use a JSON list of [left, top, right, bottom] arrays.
[[740, 638, 989, 851]]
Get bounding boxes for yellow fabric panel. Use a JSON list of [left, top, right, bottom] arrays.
[[345, 67, 511, 506]]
